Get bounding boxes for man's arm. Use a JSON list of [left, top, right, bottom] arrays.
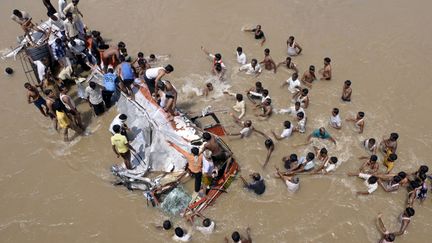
[[112, 145, 119, 157], [296, 43, 302, 55], [201, 46, 210, 56], [394, 221, 409, 236], [356, 190, 371, 195], [276, 61, 285, 69], [260, 36, 266, 46], [263, 146, 274, 167], [328, 136, 337, 145], [270, 59, 277, 73], [153, 70, 166, 94], [271, 130, 283, 141], [377, 214, 387, 234], [166, 140, 190, 158]]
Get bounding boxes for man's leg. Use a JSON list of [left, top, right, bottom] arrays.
[[121, 151, 132, 169], [194, 172, 203, 192]]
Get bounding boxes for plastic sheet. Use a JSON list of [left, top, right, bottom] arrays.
[[160, 187, 191, 215]]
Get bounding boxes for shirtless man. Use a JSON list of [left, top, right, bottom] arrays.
[[259, 48, 276, 73], [246, 82, 265, 104], [244, 24, 266, 46], [276, 57, 298, 73], [59, 86, 83, 129], [301, 65, 317, 88], [255, 98, 272, 119], [24, 82, 48, 117], [346, 111, 365, 134], [394, 207, 415, 236], [341, 80, 352, 101], [202, 83, 213, 97], [100, 46, 120, 70], [377, 213, 396, 243], [286, 36, 302, 56], [157, 80, 177, 117], [200, 132, 227, 163], [379, 133, 399, 154], [44, 89, 58, 130], [225, 227, 252, 243], [349, 155, 379, 175], [319, 57, 332, 80]]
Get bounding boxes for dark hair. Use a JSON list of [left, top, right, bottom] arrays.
[[251, 58, 258, 64], [252, 173, 261, 181], [112, 124, 121, 133], [107, 68, 114, 73], [330, 156, 338, 164], [137, 52, 144, 58], [43, 89, 53, 96], [203, 218, 211, 227], [297, 112, 304, 119], [309, 65, 315, 71], [191, 147, 199, 156], [393, 175, 402, 183], [405, 207, 415, 217], [119, 55, 125, 62], [385, 233, 395, 242], [290, 154, 298, 162], [302, 88, 309, 95], [12, 9, 22, 18], [215, 63, 222, 72], [174, 227, 184, 237], [368, 176, 378, 184], [202, 132, 211, 141], [244, 120, 252, 127], [388, 154, 397, 161], [306, 152, 315, 161], [286, 56, 292, 62], [231, 231, 241, 242], [283, 120, 291, 129], [333, 108, 339, 115], [292, 72, 298, 79], [345, 80, 351, 86], [369, 138, 376, 144], [119, 114, 127, 120], [236, 93, 243, 102], [264, 48, 270, 54], [398, 171, 407, 179], [117, 41, 126, 48], [418, 173, 427, 182], [320, 148, 328, 155], [390, 132, 399, 141], [265, 138, 273, 148], [5, 67, 14, 75], [324, 57, 331, 63], [24, 82, 31, 88], [214, 53, 222, 60], [255, 81, 262, 87], [358, 111, 365, 118], [370, 155, 378, 162], [265, 98, 271, 105], [419, 165, 429, 174], [295, 101, 301, 107], [165, 64, 174, 73], [150, 54, 156, 59], [236, 46, 242, 52], [162, 220, 172, 230], [262, 89, 269, 96], [89, 81, 96, 89]]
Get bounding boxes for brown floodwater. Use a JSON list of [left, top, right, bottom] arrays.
[[1, 0, 431, 242]]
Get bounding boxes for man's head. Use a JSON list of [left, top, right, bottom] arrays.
[[324, 57, 331, 64], [202, 132, 211, 141], [263, 98, 271, 106], [288, 36, 294, 43], [149, 54, 156, 60], [404, 207, 415, 217], [24, 82, 31, 89], [292, 72, 299, 80], [283, 120, 291, 129], [255, 81, 262, 88], [72, 0, 80, 6], [398, 171, 407, 179], [55, 38, 62, 45], [215, 63, 222, 72], [112, 124, 121, 134], [297, 111, 304, 120], [392, 175, 402, 184], [107, 68, 114, 73], [320, 148, 328, 156], [89, 81, 96, 89], [165, 64, 174, 73], [231, 231, 241, 242], [119, 114, 127, 121], [369, 138, 376, 146], [388, 153, 398, 162], [251, 58, 258, 67], [137, 52, 144, 58], [236, 93, 243, 102], [332, 108, 339, 116], [191, 147, 199, 156], [319, 127, 326, 135], [117, 41, 126, 49], [309, 65, 315, 72], [368, 176, 378, 184], [291, 176, 300, 184], [390, 132, 399, 141], [162, 220, 172, 230], [264, 48, 270, 55], [306, 152, 315, 161], [244, 120, 252, 127], [384, 233, 395, 242], [295, 101, 301, 110], [370, 155, 378, 162], [262, 89, 269, 97], [5, 67, 13, 75], [301, 88, 309, 95], [256, 25, 261, 30], [344, 80, 351, 87], [289, 154, 298, 163], [44, 89, 56, 98], [358, 111, 365, 119], [419, 165, 429, 174], [265, 138, 273, 149], [251, 173, 261, 181], [214, 53, 222, 61], [330, 156, 338, 164], [236, 46, 243, 54], [203, 218, 211, 227], [174, 227, 184, 237], [12, 9, 22, 18]]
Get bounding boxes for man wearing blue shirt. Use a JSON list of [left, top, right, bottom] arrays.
[[307, 127, 336, 144], [102, 68, 118, 108]]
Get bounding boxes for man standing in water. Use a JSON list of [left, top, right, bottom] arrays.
[[240, 172, 265, 195], [236, 46, 247, 65], [59, 86, 84, 129], [286, 36, 302, 56], [24, 82, 48, 117], [111, 124, 136, 170], [239, 59, 262, 76], [225, 228, 252, 243], [85, 81, 105, 116], [244, 24, 266, 46], [301, 65, 317, 88], [319, 57, 332, 80], [341, 80, 352, 101], [260, 48, 277, 73], [276, 56, 299, 73]]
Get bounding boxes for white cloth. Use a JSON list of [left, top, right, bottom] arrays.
[[239, 63, 262, 75], [359, 173, 378, 194], [330, 114, 341, 128], [236, 52, 247, 65], [324, 163, 336, 173], [233, 100, 245, 119], [48, 13, 65, 31], [196, 221, 215, 235], [286, 180, 299, 193], [67, 38, 86, 55], [286, 77, 301, 93], [208, 54, 226, 69], [240, 127, 253, 138], [172, 233, 191, 242], [297, 118, 306, 133], [33, 60, 46, 82], [58, 0, 67, 18], [85, 86, 103, 105], [109, 114, 126, 134], [279, 105, 305, 118], [145, 67, 163, 79], [280, 127, 293, 138], [202, 157, 214, 174]]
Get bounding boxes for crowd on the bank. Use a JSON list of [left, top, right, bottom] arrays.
[[13, 1, 430, 242]]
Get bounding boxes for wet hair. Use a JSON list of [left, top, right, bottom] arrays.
[[306, 152, 315, 161], [236, 93, 243, 102], [288, 36, 294, 41], [162, 220, 172, 230], [283, 120, 291, 129], [265, 138, 273, 148], [344, 80, 351, 86], [398, 171, 407, 179], [214, 53, 222, 60], [215, 63, 222, 72], [368, 176, 378, 184], [117, 41, 126, 49], [203, 218, 211, 227], [89, 81, 96, 89], [165, 64, 174, 73], [206, 83, 213, 88], [292, 72, 299, 79], [107, 68, 114, 73], [358, 111, 365, 118], [119, 55, 125, 62], [252, 173, 261, 181], [43, 89, 53, 96], [137, 52, 144, 58], [264, 48, 270, 54], [297, 112, 304, 119], [12, 9, 22, 18], [392, 175, 402, 183], [385, 233, 395, 242], [191, 147, 199, 156], [309, 65, 315, 71], [390, 132, 399, 141], [320, 148, 328, 155], [333, 108, 339, 115], [202, 132, 211, 141], [330, 156, 338, 164], [24, 82, 31, 88], [231, 231, 241, 242], [290, 154, 298, 162], [286, 56, 292, 62], [174, 227, 184, 237], [236, 46, 242, 53], [244, 120, 252, 127], [265, 98, 272, 105], [119, 114, 127, 121], [5, 67, 13, 75], [301, 88, 309, 95], [255, 81, 262, 88], [112, 124, 121, 133], [262, 89, 269, 96], [418, 173, 427, 182], [388, 154, 397, 162], [149, 54, 156, 59], [292, 177, 300, 184], [370, 155, 378, 162], [369, 138, 376, 145], [324, 57, 331, 63], [405, 207, 415, 217], [419, 165, 429, 174], [295, 101, 301, 107], [251, 58, 258, 64]]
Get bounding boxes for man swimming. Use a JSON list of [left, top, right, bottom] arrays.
[[307, 127, 337, 145], [271, 120, 293, 140], [240, 172, 266, 195], [255, 98, 273, 119], [259, 48, 277, 73], [244, 24, 266, 46]]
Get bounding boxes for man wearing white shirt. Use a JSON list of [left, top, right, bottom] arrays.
[[196, 218, 215, 235], [68, 38, 85, 55], [172, 227, 191, 242], [281, 72, 301, 93], [271, 120, 293, 140], [356, 173, 378, 195], [224, 92, 246, 119], [239, 59, 262, 76], [330, 108, 342, 129], [236, 46, 247, 65], [279, 101, 305, 118], [58, 0, 67, 19], [275, 167, 300, 193]]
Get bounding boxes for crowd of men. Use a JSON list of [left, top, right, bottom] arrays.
[[15, 2, 430, 242]]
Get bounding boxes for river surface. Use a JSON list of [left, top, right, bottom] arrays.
[[1, 0, 431, 242]]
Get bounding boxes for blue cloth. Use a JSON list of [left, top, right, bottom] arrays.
[[51, 42, 66, 60], [120, 62, 134, 80], [103, 73, 118, 92], [312, 129, 331, 139]]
